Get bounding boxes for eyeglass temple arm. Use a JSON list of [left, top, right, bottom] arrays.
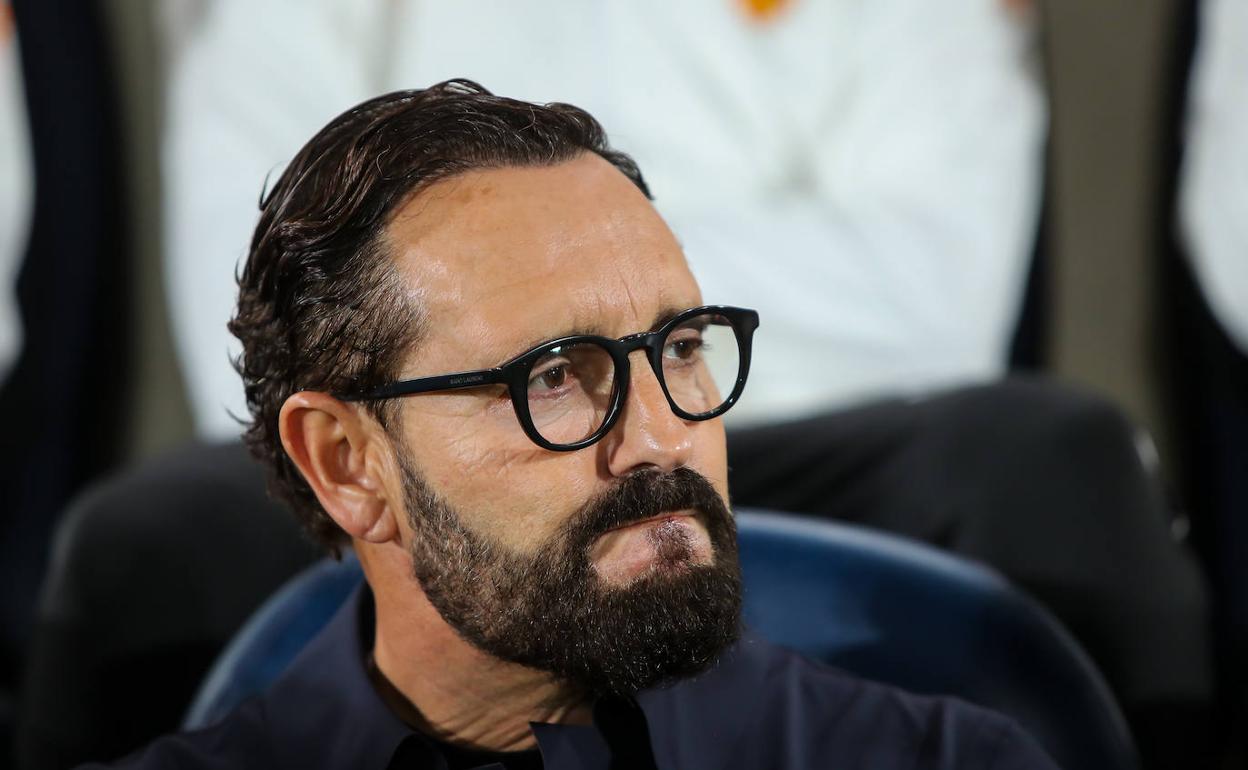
[[340, 368, 507, 402]]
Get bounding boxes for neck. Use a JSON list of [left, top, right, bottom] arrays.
[[361, 543, 594, 752]]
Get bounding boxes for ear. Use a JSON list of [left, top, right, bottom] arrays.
[[279, 391, 400, 544]]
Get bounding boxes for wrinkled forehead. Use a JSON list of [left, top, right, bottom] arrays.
[[384, 156, 703, 372]]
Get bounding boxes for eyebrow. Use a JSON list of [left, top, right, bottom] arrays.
[[499, 304, 691, 364]]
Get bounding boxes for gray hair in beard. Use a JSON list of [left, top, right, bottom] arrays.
[[397, 452, 743, 698]]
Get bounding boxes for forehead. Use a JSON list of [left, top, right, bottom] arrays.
[[385, 154, 702, 370]]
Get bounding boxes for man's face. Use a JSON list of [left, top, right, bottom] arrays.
[[378, 154, 741, 694]]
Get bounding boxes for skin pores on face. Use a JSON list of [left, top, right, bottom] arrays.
[[380, 153, 730, 581]]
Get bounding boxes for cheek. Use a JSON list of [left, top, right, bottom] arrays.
[[401, 412, 603, 552]]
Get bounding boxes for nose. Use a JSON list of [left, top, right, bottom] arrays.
[[601, 352, 694, 477]]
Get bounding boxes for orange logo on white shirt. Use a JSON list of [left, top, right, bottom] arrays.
[[739, 0, 791, 23], [0, 4, 13, 46]]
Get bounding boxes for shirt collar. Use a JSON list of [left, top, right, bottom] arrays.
[[635, 630, 772, 770], [260, 584, 768, 770], [261, 585, 422, 769]]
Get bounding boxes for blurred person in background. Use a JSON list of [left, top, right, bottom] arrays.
[[0, 0, 30, 752], [1181, 0, 1248, 359], [4, 3, 133, 764], [158, 0, 1210, 766], [1177, 0, 1248, 756], [0, 1, 30, 388]]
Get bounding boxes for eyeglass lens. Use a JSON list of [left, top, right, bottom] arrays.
[[524, 311, 741, 446]]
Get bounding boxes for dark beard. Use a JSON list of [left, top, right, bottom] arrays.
[[399, 456, 742, 698]]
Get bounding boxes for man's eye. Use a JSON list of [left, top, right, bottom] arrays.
[[665, 337, 705, 360], [529, 363, 570, 391]]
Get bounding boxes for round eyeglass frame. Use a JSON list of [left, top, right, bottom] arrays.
[[340, 305, 760, 451]]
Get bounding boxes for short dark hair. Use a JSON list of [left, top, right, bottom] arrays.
[[230, 79, 651, 554]]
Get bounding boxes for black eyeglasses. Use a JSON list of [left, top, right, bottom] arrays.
[[342, 305, 759, 451]]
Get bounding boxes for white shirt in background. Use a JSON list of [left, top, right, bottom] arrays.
[[1180, 0, 1248, 355], [164, 0, 1045, 438], [0, 12, 32, 389]]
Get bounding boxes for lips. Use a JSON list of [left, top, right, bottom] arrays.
[[603, 509, 697, 534], [589, 509, 711, 585]]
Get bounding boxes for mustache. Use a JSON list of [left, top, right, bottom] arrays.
[[560, 467, 733, 547]]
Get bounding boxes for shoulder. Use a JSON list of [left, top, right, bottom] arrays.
[[74, 699, 272, 770], [737, 638, 1059, 769]]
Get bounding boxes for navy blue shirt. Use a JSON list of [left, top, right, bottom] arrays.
[[91, 587, 1059, 769]]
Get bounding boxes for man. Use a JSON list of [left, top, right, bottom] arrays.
[[94, 81, 1056, 769], [151, 6, 1211, 764]]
